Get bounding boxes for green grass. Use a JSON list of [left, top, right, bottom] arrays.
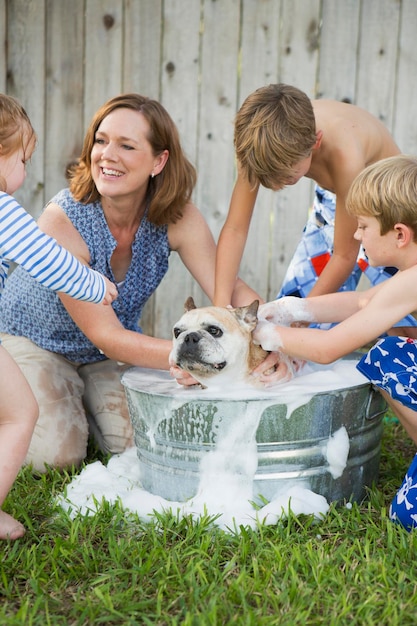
[[1, 418, 417, 625]]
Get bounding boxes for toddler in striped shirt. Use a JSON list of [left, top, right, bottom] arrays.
[[0, 94, 117, 540]]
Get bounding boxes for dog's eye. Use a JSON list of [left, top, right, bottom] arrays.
[[207, 326, 223, 338], [173, 327, 181, 338]]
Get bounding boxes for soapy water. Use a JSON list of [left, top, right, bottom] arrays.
[[58, 360, 366, 532]]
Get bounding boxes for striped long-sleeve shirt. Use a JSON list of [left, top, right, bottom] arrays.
[[0, 192, 106, 302]]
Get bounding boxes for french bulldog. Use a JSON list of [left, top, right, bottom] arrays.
[[169, 297, 269, 388]]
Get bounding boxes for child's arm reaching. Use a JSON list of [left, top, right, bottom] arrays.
[[254, 269, 417, 365], [252, 286, 386, 385], [214, 171, 259, 306], [258, 296, 315, 326], [307, 163, 363, 297], [0, 193, 117, 304], [258, 291, 372, 327]]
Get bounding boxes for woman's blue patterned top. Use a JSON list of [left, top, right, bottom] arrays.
[[0, 188, 170, 363]]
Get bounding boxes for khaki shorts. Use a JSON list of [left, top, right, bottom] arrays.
[[0, 333, 133, 471]]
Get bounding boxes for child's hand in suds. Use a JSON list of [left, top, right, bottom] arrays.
[[258, 297, 314, 327]]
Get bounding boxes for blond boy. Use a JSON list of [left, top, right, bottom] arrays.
[[253, 155, 417, 530]]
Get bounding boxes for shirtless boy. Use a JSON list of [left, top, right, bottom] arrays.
[[214, 83, 408, 319]]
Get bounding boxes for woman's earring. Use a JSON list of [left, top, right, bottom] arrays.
[[151, 172, 155, 178]]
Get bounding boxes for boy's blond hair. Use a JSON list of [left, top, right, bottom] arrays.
[[346, 155, 417, 241], [234, 84, 317, 189]]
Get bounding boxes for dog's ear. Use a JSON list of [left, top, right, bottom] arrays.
[[184, 296, 197, 312], [232, 300, 259, 330]]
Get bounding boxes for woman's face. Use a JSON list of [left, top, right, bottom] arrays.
[[91, 107, 167, 202]]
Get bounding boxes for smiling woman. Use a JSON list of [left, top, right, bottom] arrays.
[[91, 108, 169, 221], [0, 93, 260, 474]]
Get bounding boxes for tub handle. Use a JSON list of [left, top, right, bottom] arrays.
[[365, 386, 387, 421]]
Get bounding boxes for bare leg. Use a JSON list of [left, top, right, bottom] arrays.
[[0, 346, 38, 540], [0, 333, 88, 471], [386, 327, 417, 339], [380, 390, 417, 446]]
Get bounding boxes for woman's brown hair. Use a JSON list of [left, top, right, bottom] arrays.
[[68, 94, 196, 225]]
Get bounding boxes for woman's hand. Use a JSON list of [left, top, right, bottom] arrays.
[[169, 364, 201, 387]]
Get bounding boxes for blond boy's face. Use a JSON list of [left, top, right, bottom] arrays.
[[354, 216, 397, 267]]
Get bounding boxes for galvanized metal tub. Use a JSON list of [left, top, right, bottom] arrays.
[[121, 356, 386, 504]]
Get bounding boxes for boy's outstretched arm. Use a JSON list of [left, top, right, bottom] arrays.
[[255, 268, 417, 365], [258, 290, 370, 326], [213, 172, 259, 306]]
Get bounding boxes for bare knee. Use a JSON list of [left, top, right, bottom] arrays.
[[382, 391, 417, 446]]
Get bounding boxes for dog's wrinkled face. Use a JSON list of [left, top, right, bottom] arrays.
[[169, 297, 268, 388]]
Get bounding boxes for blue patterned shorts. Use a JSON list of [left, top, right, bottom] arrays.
[[358, 336, 417, 531], [357, 336, 417, 408], [390, 454, 417, 531]]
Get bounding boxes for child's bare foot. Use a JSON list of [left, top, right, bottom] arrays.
[[0, 509, 25, 540]]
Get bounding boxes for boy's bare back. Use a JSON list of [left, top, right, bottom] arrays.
[[310, 100, 400, 194]]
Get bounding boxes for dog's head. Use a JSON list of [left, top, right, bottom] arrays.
[[169, 297, 268, 388]]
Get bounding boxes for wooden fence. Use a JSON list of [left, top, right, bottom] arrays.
[[1, 0, 417, 337]]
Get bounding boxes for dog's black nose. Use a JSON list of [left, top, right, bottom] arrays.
[[184, 331, 201, 344]]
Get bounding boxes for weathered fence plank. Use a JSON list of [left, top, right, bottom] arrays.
[[237, 0, 281, 300], [45, 0, 85, 203], [268, 0, 320, 296], [356, 0, 401, 130], [7, 0, 46, 217], [84, 0, 124, 123], [123, 0, 163, 98], [144, 0, 204, 334], [0, 0, 6, 91], [317, 0, 360, 103], [196, 0, 241, 236], [393, 0, 417, 154]]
